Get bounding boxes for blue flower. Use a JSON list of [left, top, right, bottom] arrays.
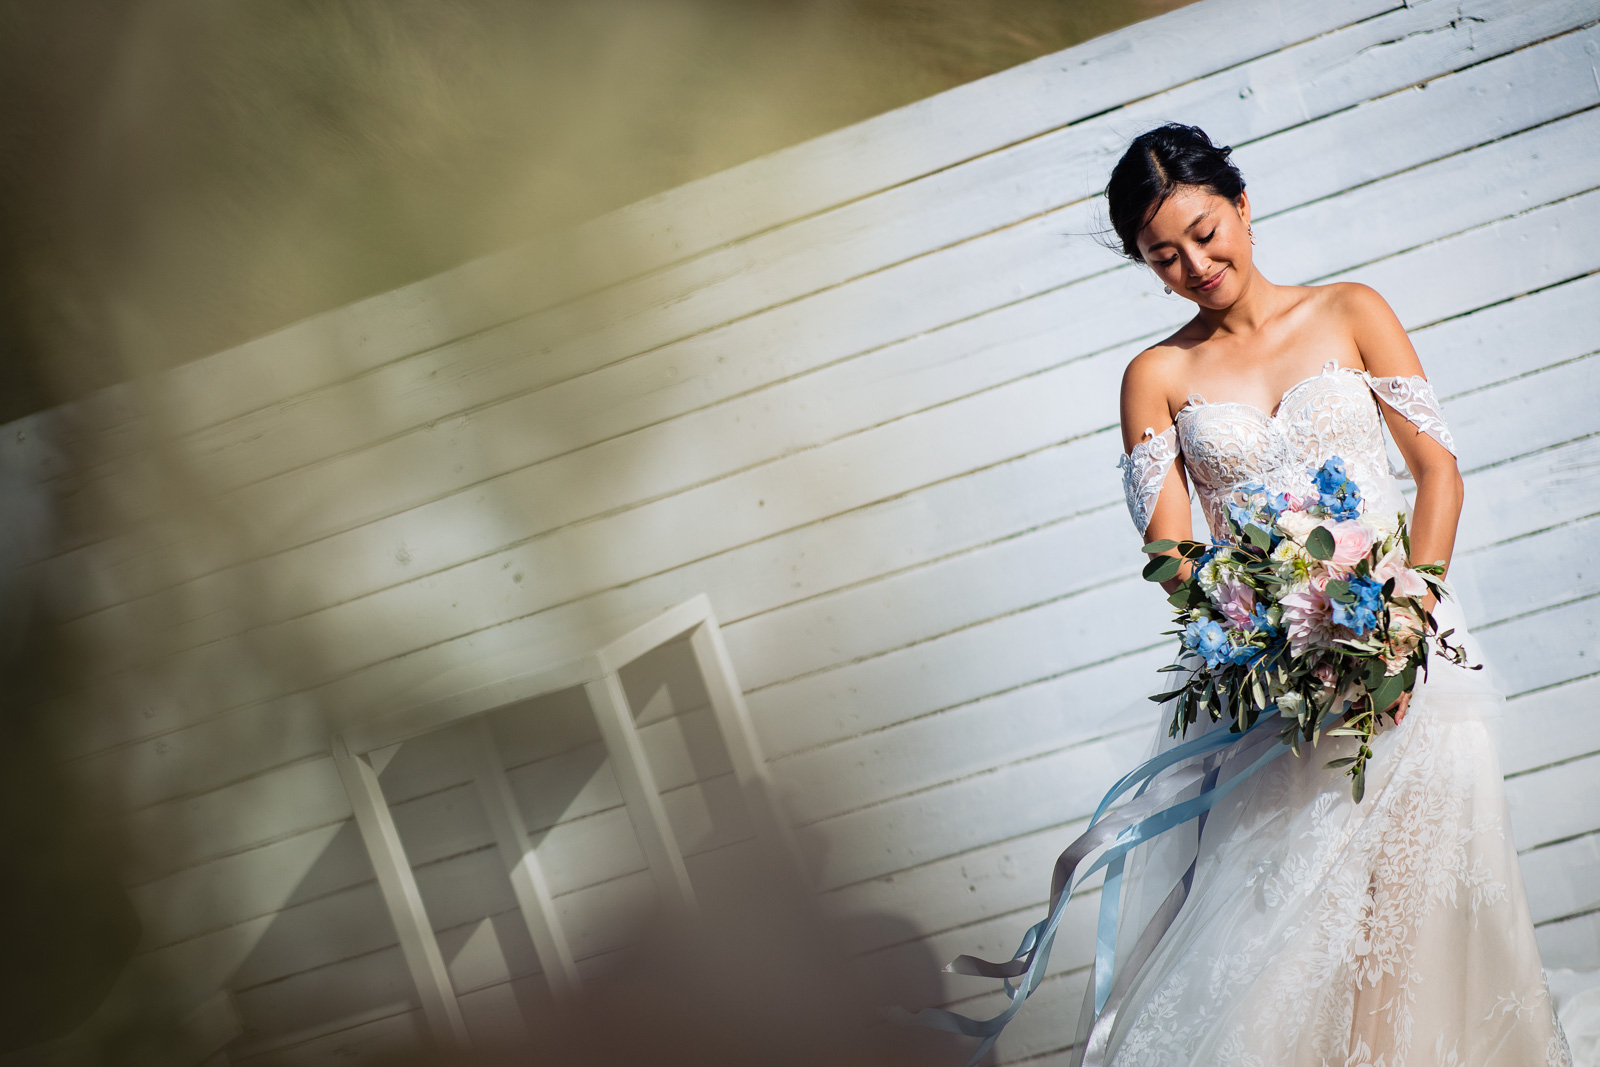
[[1313, 456, 1349, 491], [1239, 481, 1294, 525], [1330, 574, 1385, 635], [1312, 455, 1364, 520], [1227, 484, 1287, 547], [1226, 641, 1261, 666], [1246, 603, 1280, 637], [1182, 619, 1233, 670]]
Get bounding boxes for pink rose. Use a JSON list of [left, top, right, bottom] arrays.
[[1380, 605, 1426, 676], [1326, 519, 1376, 571], [1371, 545, 1429, 599]]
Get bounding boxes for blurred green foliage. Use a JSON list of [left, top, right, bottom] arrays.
[[0, 6, 1191, 1049], [0, 0, 1192, 422]]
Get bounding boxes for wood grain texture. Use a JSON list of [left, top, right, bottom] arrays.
[[48, 4, 1598, 618], [54, 0, 1402, 459], [60, 125, 1600, 738]]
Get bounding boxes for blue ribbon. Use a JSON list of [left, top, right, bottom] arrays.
[[893, 708, 1290, 1065]]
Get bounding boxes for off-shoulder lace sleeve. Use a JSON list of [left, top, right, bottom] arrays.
[[1359, 371, 1457, 457], [1116, 424, 1179, 537]]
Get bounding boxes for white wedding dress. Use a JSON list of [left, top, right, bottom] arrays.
[[1096, 359, 1574, 1066]]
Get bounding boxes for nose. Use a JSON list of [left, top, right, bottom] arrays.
[[1184, 250, 1212, 279]]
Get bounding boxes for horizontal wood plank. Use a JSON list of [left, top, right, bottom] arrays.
[[15, 0, 1600, 1056], [51, 10, 1600, 617], [1536, 910, 1600, 973], [62, 174, 1600, 722], [55, 0, 1406, 458], [71, 1, 1588, 501], [1501, 674, 1600, 778]]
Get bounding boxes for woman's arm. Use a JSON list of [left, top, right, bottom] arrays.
[[1120, 348, 1195, 595], [1340, 282, 1465, 614]]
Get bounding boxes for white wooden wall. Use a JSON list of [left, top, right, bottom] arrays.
[[7, 0, 1600, 1062]]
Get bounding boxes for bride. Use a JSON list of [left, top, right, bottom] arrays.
[[907, 123, 1575, 1066], [1089, 123, 1571, 1065]]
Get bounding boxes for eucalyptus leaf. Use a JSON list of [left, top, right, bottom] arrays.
[[1360, 659, 1386, 689], [1306, 525, 1335, 560], [1143, 554, 1182, 582], [1370, 672, 1404, 714]]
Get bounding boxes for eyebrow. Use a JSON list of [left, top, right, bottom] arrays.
[[1143, 211, 1212, 252]]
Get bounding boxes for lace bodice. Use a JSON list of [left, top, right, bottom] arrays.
[[1117, 360, 1457, 541]]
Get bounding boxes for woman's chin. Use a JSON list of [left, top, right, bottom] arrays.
[[1192, 267, 1246, 306]]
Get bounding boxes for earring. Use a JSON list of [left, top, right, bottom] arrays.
[[1249, 225, 1256, 245], [1163, 284, 1172, 294]]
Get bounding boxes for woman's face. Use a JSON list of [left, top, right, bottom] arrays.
[[1134, 184, 1252, 308]]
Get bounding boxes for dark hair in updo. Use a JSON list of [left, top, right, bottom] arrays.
[[1105, 123, 1246, 261]]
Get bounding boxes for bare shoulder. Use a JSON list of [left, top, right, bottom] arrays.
[[1320, 280, 1398, 322], [1281, 280, 1388, 325], [1311, 281, 1424, 377], [1120, 339, 1186, 408], [1119, 339, 1188, 449]]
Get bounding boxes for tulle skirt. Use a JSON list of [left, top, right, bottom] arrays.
[[1081, 592, 1574, 1066]]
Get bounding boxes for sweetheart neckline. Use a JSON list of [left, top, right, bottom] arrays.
[[1174, 363, 1364, 424]]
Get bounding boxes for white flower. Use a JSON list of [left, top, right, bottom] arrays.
[[1368, 508, 1402, 538], [1270, 537, 1314, 583], [1276, 510, 1323, 544]]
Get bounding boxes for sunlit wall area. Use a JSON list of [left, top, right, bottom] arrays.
[[5, 0, 1599, 1063]]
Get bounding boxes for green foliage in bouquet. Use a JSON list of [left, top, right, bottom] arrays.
[[1139, 457, 1479, 802]]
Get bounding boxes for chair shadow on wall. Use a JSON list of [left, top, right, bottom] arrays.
[[223, 633, 951, 1064]]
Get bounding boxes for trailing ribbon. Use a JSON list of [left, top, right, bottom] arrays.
[[891, 701, 1290, 1066]]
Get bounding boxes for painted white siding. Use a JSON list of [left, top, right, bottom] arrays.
[[9, 0, 1600, 1061]]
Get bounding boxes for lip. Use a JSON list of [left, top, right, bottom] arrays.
[[1194, 267, 1227, 292]]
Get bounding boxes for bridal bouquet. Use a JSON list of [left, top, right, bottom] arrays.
[[1141, 455, 1477, 801]]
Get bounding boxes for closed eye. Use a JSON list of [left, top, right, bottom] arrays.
[[1155, 228, 1218, 268]]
